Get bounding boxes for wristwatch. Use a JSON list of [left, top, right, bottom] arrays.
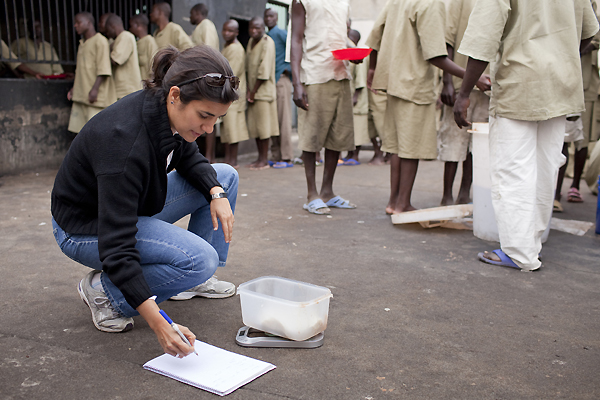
[[211, 191, 228, 201]]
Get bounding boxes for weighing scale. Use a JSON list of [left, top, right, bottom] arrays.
[[235, 326, 324, 349]]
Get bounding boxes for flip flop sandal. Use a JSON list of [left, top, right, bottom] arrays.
[[567, 187, 583, 203], [273, 161, 294, 169], [553, 199, 563, 212], [343, 158, 361, 166], [325, 195, 357, 209], [303, 198, 331, 215], [477, 249, 541, 271]]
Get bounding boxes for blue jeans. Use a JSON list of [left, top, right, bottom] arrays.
[[52, 164, 238, 317]]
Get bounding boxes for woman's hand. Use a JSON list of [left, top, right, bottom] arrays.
[[210, 188, 234, 243], [137, 298, 197, 357]]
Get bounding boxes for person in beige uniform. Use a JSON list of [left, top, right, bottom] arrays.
[[366, 0, 490, 215], [246, 16, 279, 170], [438, 0, 491, 206], [1, 39, 44, 78], [150, 2, 194, 51], [221, 19, 249, 168], [367, 88, 387, 166], [67, 12, 117, 134], [563, 0, 600, 203], [190, 3, 220, 50], [291, 0, 357, 215], [342, 29, 379, 166], [129, 14, 158, 81], [11, 19, 63, 78], [105, 15, 142, 99], [454, 0, 599, 271]]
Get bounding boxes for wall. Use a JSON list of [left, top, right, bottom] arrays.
[[0, 79, 73, 175]]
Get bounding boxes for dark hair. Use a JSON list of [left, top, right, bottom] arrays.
[[130, 14, 149, 27], [191, 3, 209, 17], [154, 2, 171, 18], [76, 12, 95, 26], [145, 45, 239, 105], [106, 14, 123, 30]]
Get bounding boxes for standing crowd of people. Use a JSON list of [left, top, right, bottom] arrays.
[[43, 0, 600, 357]]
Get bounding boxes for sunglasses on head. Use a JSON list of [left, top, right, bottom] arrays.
[[177, 73, 240, 90]]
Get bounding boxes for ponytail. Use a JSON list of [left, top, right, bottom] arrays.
[[144, 45, 239, 105]]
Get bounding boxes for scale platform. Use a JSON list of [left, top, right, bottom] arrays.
[[235, 326, 324, 349]]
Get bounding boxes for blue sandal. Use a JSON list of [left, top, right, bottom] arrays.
[[477, 249, 521, 270]]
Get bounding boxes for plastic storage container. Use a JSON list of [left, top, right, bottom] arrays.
[[237, 276, 333, 341]]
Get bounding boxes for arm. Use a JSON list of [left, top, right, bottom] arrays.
[[291, 0, 308, 110], [88, 75, 107, 104], [16, 64, 43, 79], [441, 44, 455, 106], [248, 79, 265, 103], [428, 55, 490, 92], [137, 298, 197, 357], [453, 57, 489, 128], [367, 49, 378, 91]]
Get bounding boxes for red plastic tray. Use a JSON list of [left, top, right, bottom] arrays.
[[331, 48, 372, 61]]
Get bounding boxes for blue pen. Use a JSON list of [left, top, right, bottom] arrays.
[[159, 310, 198, 356]]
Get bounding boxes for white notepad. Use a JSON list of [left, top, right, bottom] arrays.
[[143, 340, 276, 396]]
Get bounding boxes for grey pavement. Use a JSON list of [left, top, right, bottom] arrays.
[[1, 153, 599, 400]]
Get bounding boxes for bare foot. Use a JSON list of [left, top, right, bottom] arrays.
[[368, 155, 385, 165], [385, 206, 395, 215], [455, 195, 471, 205], [480, 251, 501, 262], [246, 160, 259, 168], [440, 196, 454, 206]]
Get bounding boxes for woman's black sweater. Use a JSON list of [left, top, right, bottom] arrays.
[[51, 90, 221, 309]]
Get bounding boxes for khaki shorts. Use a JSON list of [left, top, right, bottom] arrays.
[[221, 109, 249, 144], [368, 90, 386, 139], [68, 102, 104, 133], [582, 100, 599, 147], [247, 100, 279, 140], [382, 95, 437, 159], [297, 79, 355, 152], [438, 90, 489, 162], [353, 113, 370, 146]]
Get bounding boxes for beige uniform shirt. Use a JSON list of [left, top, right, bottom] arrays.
[[1, 39, 22, 73], [136, 35, 158, 81], [153, 22, 193, 51], [72, 33, 116, 108], [11, 38, 63, 76], [459, 0, 600, 121], [191, 19, 220, 50], [350, 56, 369, 115], [111, 31, 142, 99], [296, 0, 351, 85], [222, 41, 247, 111], [582, 0, 600, 101], [366, 0, 448, 104], [445, 0, 489, 89], [246, 35, 276, 102]]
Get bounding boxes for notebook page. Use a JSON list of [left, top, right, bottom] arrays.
[[143, 340, 275, 396]]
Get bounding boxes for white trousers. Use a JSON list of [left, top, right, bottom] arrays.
[[489, 115, 566, 270]]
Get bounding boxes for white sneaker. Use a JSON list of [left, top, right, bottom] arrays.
[[169, 276, 236, 300], [77, 271, 134, 333]]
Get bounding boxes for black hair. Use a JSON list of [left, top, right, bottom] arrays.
[[76, 12, 95, 26], [191, 3, 209, 17], [145, 45, 239, 105], [105, 14, 123, 30], [130, 14, 149, 27], [154, 2, 171, 18]]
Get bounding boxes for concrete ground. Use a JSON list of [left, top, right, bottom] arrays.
[[0, 151, 599, 400]]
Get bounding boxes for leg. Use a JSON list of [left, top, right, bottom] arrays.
[[320, 148, 341, 202], [456, 152, 473, 204], [154, 165, 239, 267], [386, 154, 401, 214], [270, 136, 282, 162], [204, 132, 216, 163], [442, 161, 458, 206], [571, 146, 588, 191], [229, 143, 239, 168], [555, 143, 569, 201], [394, 158, 419, 213], [369, 138, 385, 165], [302, 151, 319, 203]]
